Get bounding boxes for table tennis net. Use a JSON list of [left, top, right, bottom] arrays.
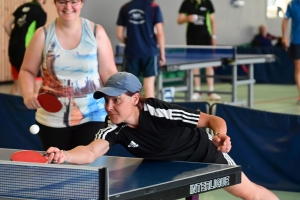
[[115, 44, 236, 59], [0, 161, 103, 199]]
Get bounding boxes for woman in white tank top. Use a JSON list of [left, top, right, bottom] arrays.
[[18, 0, 118, 150]]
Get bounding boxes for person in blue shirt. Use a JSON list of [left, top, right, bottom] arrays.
[[251, 25, 278, 47], [116, 0, 166, 98], [282, 0, 300, 104]]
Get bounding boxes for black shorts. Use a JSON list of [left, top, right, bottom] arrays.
[[8, 43, 26, 70], [187, 35, 212, 46], [188, 130, 236, 165], [288, 43, 300, 60], [123, 55, 160, 78], [9, 54, 24, 70], [202, 132, 236, 165]]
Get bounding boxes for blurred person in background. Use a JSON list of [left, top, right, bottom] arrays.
[[3, 0, 47, 95]]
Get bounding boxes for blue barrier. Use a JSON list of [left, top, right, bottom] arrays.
[[0, 93, 43, 150], [213, 103, 300, 192]]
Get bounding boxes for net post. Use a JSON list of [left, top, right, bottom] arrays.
[[98, 167, 109, 200]]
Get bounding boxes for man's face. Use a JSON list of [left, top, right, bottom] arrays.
[[259, 26, 267, 36]]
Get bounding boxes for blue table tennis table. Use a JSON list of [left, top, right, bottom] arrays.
[[115, 45, 275, 108], [0, 148, 241, 200]]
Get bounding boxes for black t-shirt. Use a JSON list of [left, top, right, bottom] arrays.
[[9, 1, 47, 55], [96, 98, 234, 165], [179, 0, 215, 38]]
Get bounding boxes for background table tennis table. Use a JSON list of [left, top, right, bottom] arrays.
[[0, 148, 241, 200], [115, 45, 275, 108]]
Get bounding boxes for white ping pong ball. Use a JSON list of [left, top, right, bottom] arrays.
[[30, 124, 40, 134]]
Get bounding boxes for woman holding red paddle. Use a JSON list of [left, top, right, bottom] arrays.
[[18, 0, 117, 151]]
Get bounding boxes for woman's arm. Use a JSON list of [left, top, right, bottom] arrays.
[[281, 18, 289, 50], [197, 112, 227, 134], [209, 14, 217, 46], [198, 112, 231, 153], [19, 27, 45, 109], [155, 22, 166, 66], [96, 24, 118, 85], [46, 139, 110, 164], [3, 15, 14, 36], [116, 25, 125, 44]]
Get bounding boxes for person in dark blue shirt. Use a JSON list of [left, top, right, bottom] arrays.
[[282, 0, 300, 104], [116, 0, 165, 98], [251, 25, 278, 47]]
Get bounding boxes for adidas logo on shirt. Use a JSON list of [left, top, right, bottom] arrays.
[[128, 141, 139, 148]]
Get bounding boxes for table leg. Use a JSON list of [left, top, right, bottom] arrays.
[[156, 73, 163, 100], [186, 194, 199, 200], [248, 64, 254, 108], [231, 64, 237, 103]]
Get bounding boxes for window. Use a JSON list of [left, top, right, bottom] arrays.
[[266, 0, 290, 18]]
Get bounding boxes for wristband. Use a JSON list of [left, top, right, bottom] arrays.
[[62, 150, 69, 164], [212, 35, 217, 39]]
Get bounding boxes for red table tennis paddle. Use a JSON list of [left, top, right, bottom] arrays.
[[37, 93, 62, 113], [11, 150, 48, 164]]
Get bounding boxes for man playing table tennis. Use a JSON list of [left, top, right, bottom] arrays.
[[47, 72, 278, 200], [178, 0, 221, 101]]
